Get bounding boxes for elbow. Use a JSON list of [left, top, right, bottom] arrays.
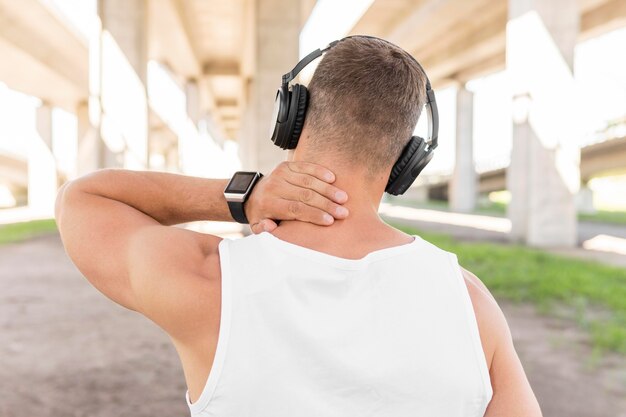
[[55, 181, 73, 228], [54, 169, 113, 228], [55, 169, 120, 230], [55, 178, 85, 229]]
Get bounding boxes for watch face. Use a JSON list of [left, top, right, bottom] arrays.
[[225, 172, 257, 194]]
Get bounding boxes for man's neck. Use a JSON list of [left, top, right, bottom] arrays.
[[275, 174, 385, 231], [271, 156, 413, 258]]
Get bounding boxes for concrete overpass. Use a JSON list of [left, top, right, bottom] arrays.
[[425, 134, 626, 200], [0, 0, 316, 213], [348, 0, 626, 247], [1, 0, 625, 247], [0, 153, 27, 206], [0, 153, 27, 188], [0, 0, 88, 112], [350, 0, 626, 88], [0, 0, 316, 140], [5, 127, 621, 204]]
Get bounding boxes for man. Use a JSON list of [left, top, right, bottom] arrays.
[[56, 36, 542, 416]]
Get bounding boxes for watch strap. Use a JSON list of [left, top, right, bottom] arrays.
[[228, 200, 249, 224]]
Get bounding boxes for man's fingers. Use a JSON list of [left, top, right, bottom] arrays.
[[250, 219, 278, 234], [283, 169, 348, 204], [250, 221, 265, 234], [276, 199, 335, 225], [278, 182, 349, 219], [286, 161, 336, 183], [261, 219, 278, 232], [246, 161, 349, 227]]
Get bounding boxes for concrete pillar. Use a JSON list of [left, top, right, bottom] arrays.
[[449, 85, 477, 213], [28, 104, 57, 215], [94, 0, 149, 170], [507, 110, 530, 242], [35, 106, 53, 149], [403, 185, 429, 203], [506, 0, 581, 247], [576, 181, 596, 214], [76, 101, 102, 175], [165, 145, 179, 172], [240, 0, 300, 173], [185, 80, 200, 127]]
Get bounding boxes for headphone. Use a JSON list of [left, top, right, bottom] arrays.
[[269, 35, 439, 195]]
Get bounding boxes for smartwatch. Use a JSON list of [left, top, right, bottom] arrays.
[[224, 171, 264, 224]]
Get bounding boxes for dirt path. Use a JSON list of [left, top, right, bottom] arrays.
[[0, 234, 187, 417], [1, 234, 625, 416], [498, 301, 626, 417]]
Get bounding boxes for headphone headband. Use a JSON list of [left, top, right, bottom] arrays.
[[280, 35, 438, 151], [281, 41, 338, 85]]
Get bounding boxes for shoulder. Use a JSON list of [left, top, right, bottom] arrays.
[[459, 266, 511, 371]]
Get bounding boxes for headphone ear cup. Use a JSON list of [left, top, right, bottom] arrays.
[[270, 85, 291, 149], [386, 136, 431, 195], [388, 137, 423, 184], [285, 84, 309, 149]]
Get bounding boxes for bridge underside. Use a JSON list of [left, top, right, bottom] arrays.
[[426, 135, 626, 200], [0, 0, 625, 247], [350, 0, 626, 88]]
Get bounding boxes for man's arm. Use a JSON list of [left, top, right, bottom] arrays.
[[55, 162, 348, 340], [461, 268, 543, 417]]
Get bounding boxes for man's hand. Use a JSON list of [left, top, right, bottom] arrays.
[[245, 161, 349, 234]]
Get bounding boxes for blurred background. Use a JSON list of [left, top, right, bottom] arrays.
[[0, 0, 625, 416]]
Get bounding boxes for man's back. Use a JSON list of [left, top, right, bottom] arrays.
[[55, 166, 541, 416], [55, 33, 543, 415], [185, 231, 492, 416]]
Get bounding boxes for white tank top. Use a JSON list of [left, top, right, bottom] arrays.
[[186, 232, 493, 416]]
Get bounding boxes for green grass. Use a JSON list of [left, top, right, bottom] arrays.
[[0, 219, 58, 245], [385, 197, 508, 217], [579, 210, 626, 225], [476, 201, 507, 216], [388, 196, 626, 225], [394, 224, 626, 356]]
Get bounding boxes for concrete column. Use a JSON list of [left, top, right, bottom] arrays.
[[403, 185, 429, 203], [240, 0, 300, 173], [449, 85, 477, 213], [35, 106, 53, 150], [185, 80, 200, 127], [506, 0, 581, 247], [95, 0, 149, 170], [576, 181, 596, 214], [165, 145, 179, 172], [28, 104, 57, 215], [507, 109, 530, 243], [76, 101, 102, 175]]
